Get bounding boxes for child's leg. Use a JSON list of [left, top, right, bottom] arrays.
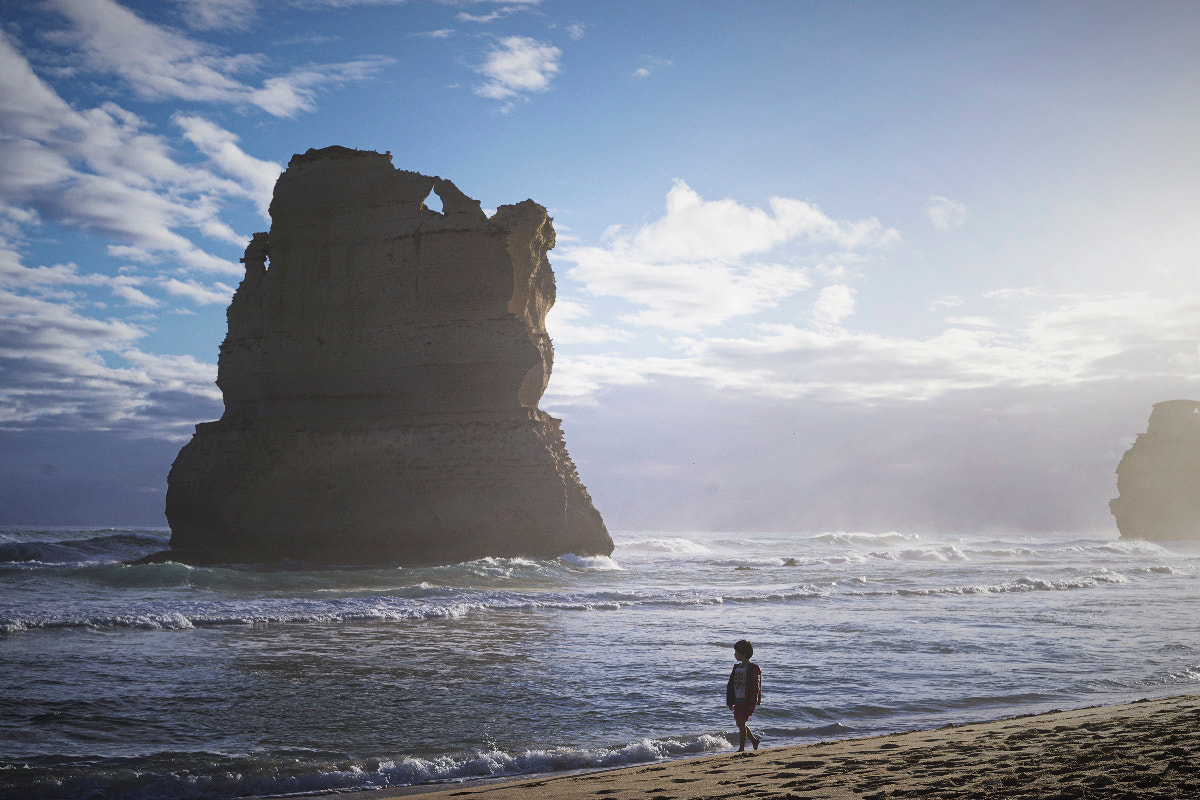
[[747, 722, 760, 749], [736, 720, 748, 750]]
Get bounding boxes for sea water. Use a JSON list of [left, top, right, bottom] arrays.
[[1, 527, 1198, 799]]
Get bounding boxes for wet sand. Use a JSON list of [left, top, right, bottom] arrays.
[[339, 693, 1200, 800]]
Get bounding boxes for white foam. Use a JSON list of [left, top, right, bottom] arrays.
[[867, 545, 969, 562], [89, 736, 737, 799], [615, 537, 713, 555], [811, 531, 919, 547], [560, 553, 623, 571], [889, 570, 1131, 596]]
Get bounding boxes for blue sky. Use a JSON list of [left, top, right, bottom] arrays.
[[2, 0, 1199, 533]]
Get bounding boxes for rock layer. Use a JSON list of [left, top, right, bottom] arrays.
[[1110, 399, 1200, 541], [163, 146, 612, 564]]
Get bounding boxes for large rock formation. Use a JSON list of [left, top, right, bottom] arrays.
[[1110, 399, 1200, 541], [162, 146, 612, 564]]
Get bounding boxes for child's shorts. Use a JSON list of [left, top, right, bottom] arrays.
[[732, 702, 754, 723]]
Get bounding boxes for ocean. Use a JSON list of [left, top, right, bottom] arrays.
[[2, 527, 1198, 799]]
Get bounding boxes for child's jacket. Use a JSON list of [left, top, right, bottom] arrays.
[[726, 662, 762, 707]]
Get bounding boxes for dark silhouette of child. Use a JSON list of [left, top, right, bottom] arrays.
[[726, 639, 762, 750]]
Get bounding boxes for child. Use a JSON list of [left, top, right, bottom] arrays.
[[726, 639, 762, 751]]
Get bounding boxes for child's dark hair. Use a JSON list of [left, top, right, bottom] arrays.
[[734, 639, 753, 658]]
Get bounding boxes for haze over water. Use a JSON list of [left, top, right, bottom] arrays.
[[2, 527, 1198, 800]]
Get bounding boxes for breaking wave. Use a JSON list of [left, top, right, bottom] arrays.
[[0, 735, 733, 800], [0, 530, 167, 566]]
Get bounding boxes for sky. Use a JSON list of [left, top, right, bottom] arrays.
[[2, 0, 1199, 534]]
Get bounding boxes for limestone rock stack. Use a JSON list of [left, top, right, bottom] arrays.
[[1110, 399, 1200, 541], [163, 146, 612, 564]]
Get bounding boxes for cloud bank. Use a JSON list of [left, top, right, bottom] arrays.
[[546, 182, 1200, 417]]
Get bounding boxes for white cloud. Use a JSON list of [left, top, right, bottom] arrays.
[[631, 180, 894, 261], [931, 295, 965, 309], [557, 180, 896, 331], [0, 31, 255, 275], [633, 57, 673, 78], [177, 0, 257, 31], [474, 36, 561, 102], [944, 316, 998, 328], [247, 57, 393, 117], [174, 115, 281, 217], [0, 253, 162, 309], [812, 284, 856, 327], [570, 250, 812, 332], [544, 289, 1200, 409], [47, 0, 261, 103], [0, 225, 222, 438], [927, 195, 967, 229], [543, 353, 660, 406], [566, 22, 586, 40], [457, 0, 542, 23], [160, 277, 236, 305], [545, 299, 633, 345], [46, 0, 390, 118], [459, 10, 504, 22], [0, 286, 218, 436], [110, 278, 160, 308]]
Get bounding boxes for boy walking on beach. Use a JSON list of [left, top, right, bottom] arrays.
[[726, 639, 762, 751]]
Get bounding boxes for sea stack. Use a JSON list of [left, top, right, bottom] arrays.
[[162, 146, 612, 564], [1110, 399, 1200, 541]]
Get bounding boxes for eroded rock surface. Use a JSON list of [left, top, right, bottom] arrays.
[[163, 146, 612, 564], [1110, 399, 1200, 541]]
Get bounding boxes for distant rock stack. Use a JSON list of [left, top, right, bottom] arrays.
[[162, 146, 612, 564], [1110, 399, 1200, 541]]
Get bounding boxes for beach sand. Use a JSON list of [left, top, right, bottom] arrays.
[[336, 693, 1200, 800]]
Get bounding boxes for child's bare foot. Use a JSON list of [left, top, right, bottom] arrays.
[[751, 734, 761, 750]]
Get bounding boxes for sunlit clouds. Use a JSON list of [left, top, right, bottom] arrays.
[[474, 36, 562, 103], [546, 285, 1200, 410], [558, 180, 895, 331], [545, 180, 1200, 415]]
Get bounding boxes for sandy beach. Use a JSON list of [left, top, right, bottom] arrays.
[[334, 693, 1200, 800]]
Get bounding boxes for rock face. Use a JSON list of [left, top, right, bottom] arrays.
[[1110, 399, 1200, 541], [163, 146, 612, 564]]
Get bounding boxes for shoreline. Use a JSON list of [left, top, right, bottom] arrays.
[[296, 693, 1200, 800]]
